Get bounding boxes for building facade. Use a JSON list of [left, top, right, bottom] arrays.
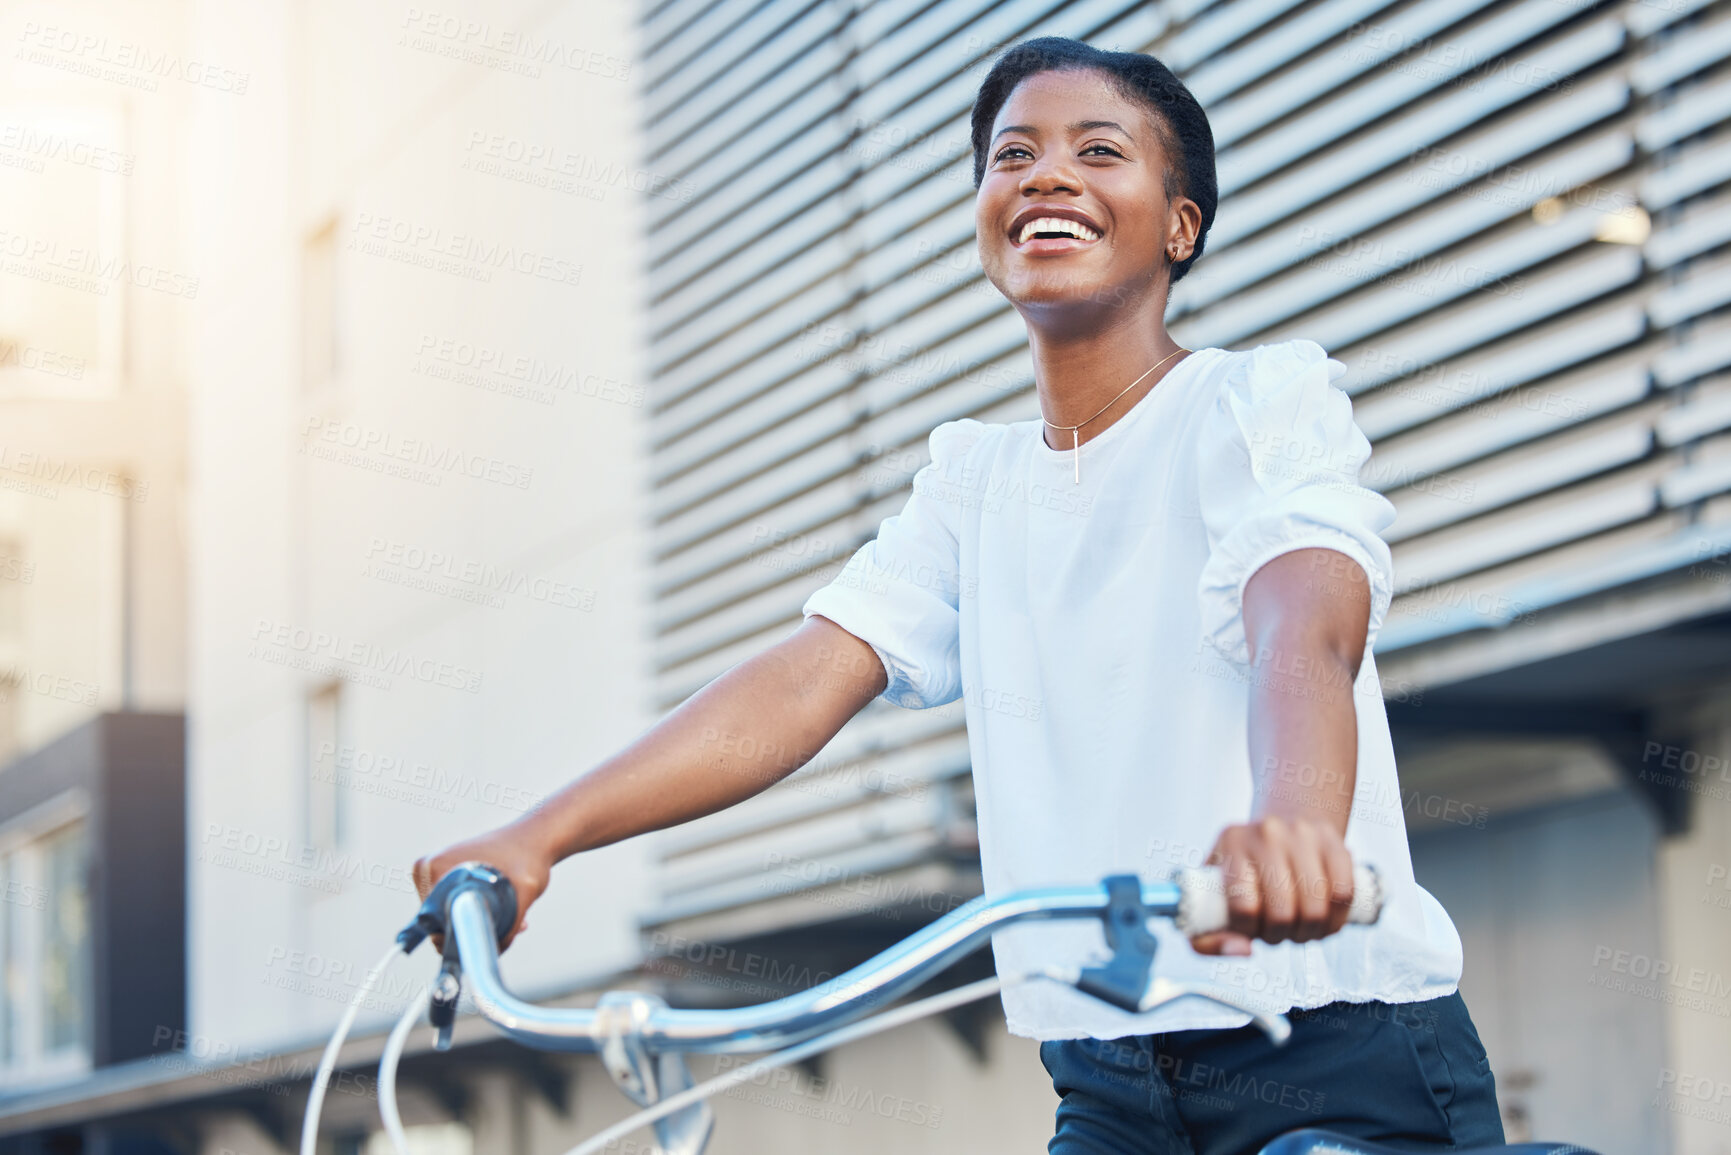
[[2, 0, 1731, 1151]]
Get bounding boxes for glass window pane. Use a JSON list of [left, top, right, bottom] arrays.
[[41, 821, 89, 1053], [0, 851, 12, 1064]]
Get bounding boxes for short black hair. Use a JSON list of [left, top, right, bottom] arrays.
[[969, 37, 1217, 285]]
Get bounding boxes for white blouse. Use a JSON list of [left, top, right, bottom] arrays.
[[802, 338, 1465, 1040]]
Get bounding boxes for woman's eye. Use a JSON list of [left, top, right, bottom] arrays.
[[994, 145, 1032, 162], [1083, 144, 1123, 157]]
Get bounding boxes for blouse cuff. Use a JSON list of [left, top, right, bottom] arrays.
[[802, 598, 944, 711], [1198, 513, 1395, 667]]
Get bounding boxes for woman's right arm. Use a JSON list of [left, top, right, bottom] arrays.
[[411, 613, 886, 946]]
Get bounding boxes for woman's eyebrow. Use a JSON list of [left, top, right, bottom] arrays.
[[992, 119, 1134, 142]]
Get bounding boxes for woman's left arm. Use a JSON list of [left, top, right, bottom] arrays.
[[1189, 546, 1368, 957]]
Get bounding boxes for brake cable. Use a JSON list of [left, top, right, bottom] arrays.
[[298, 944, 404, 1155]]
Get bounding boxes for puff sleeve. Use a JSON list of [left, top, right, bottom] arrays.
[[802, 418, 985, 709], [1197, 339, 1396, 665]]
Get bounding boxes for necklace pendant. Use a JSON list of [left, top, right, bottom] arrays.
[[1072, 429, 1080, 484]]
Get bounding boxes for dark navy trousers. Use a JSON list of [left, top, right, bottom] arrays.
[[1038, 991, 1505, 1154]]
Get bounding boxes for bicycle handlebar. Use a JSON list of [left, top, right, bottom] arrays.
[[426, 862, 1383, 1056]]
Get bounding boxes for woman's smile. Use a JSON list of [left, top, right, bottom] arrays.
[[1008, 204, 1106, 256]]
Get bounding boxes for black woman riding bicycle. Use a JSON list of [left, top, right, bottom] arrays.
[[411, 36, 1588, 1155]]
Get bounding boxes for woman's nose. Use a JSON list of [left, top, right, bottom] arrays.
[[1021, 150, 1083, 196]]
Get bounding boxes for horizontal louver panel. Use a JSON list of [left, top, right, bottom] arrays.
[[642, 0, 1731, 925]]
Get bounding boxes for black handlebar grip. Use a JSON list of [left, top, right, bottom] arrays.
[[396, 861, 520, 955]]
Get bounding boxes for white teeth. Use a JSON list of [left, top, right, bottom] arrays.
[[1016, 216, 1101, 244]]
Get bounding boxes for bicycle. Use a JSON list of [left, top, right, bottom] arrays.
[[300, 862, 1601, 1155]]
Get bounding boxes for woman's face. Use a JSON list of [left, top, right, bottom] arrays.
[[975, 68, 1194, 319]]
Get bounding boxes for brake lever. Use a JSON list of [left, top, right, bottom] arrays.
[[428, 932, 463, 1051], [396, 862, 520, 1052], [1070, 873, 1292, 1045], [1075, 875, 1159, 1010], [1136, 978, 1292, 1045]]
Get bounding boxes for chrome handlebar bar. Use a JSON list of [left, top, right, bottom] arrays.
[[424, 862, 1384, 1055], [400, 863, 1380, 1155], [453, 879, 1154, 1054]]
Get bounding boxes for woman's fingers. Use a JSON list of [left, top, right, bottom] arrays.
[[1209, 830, 1264, 941], [1286, 820, 1333, 942], [1198, 817, 1357, 951], [1320, 834, 1356, 937], [1255, 818, 1298, 944], [1189, 930, 1255, 956]]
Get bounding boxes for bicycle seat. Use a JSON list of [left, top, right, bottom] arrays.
[[1259, 1130, 1601, 1155]]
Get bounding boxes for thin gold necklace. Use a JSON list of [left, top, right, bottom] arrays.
[[1040, 346, 1189, 483]]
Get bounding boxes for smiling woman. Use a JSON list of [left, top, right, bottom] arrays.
[[811, 36, 1510, 1155], [410, 33, 1506, 1155]]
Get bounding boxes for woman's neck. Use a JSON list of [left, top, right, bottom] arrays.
[[1027, 308, 1186, 452]]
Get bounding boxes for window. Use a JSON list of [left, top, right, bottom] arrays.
[[307, 682, 344, 853], [0, 539, 26, 766], [0, 104, 126, 396], [0, 798, 91, 1084], [302, 218, 340, 392]]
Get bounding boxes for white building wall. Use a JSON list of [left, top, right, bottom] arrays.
[[1653, 699, 1731, 1155], [184, 0, 659, 1056]]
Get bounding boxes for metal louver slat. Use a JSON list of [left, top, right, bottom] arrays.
[[1650, 250, 1731, 328], [1365, 365, 1651, 486], [1661, 429, 1731, 505], [1351, 305, 1647, 436], [1635, 73, 1731, 151], [1297, 208, 1626, 354], [1391, 466, 1662, 593], [1640, 136, 1731, 209], [1187, 132, 1634, 342], [1654, 321, 1731, 386], [651, 36, 852, 197], [1379, 512, 1731, 652], [1163, 0, 1311, 72], [1630, 12, 1731, 93], [1185, 0, 1403, 106], [647, 1, 832, 134], [642, 0, 751, 66], [1332, 248, 1646, 394], [1218, 4, 1609, 197], [1200, 194, 1629, 352], [1175, 83, 1633, 315], [1657, 378, 1731, 445], [1384, 418, 1655, 542], [1206, 0, 1499, 148], [1626, 0, 1719, 36], [652, 308, 1015, 536], [1647, 199, 1731, 269], [663, 736, 972, 867], [1213, 21, 1628, 247]]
